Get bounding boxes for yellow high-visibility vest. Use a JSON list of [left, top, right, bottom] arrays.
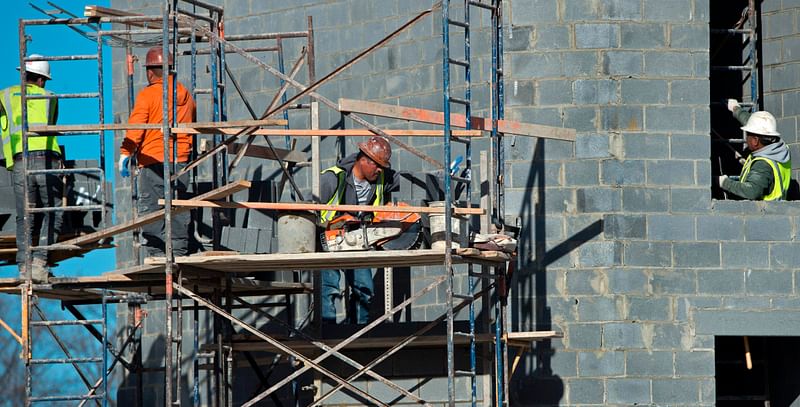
[[320, 166, 384, 223], [740, 155, 792, 201], [0, 84, 60, 169]]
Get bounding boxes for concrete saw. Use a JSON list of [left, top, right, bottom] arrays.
[[321, 202, 422, 251]]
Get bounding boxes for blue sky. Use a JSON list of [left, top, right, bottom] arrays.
[[2, 1, 115, 277]]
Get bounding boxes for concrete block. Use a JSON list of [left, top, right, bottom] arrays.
[[506, 26, 533, 51], [674, 242, 719, 267], [652, 323, 687, 349], [621, 133, 668, 159], [576, 134, 611, 158], [511, 0, 558, 24], [601, 106, 643, 131], [648, 214, 694, 241], [565, 160, 600, 186], [620, 79, 668, 104], [644, 51, 694, 76], [567, 379, 604, 405], [721, 295, 772, 311], [670, 24, 709, 49], [563, 107, 598, 132], [652, 379, 700, 404], [710, 199, 760, 214], [563, 0, 596, 20], [646, 106, 694, 132], [603, 322, 645, 349], [626, 350, 673, 376], [567, 269, 605, 295], [510, 53, 562, 79], [510, 161, 561, 188], [576, 23, 620, 49], [579, 241, 622, 267], [671, 188, 711, 212], [569, 323, 602, 349], [745, 216, 793, 241], [607, 379, 651, 405], [505, 188, 573, 215], [506, 80, 535, 106], [574, 79, 618, 105], [604, 214, 646, 238], [601, 159, 645, 185], [765, 11, 794, 38], [721, 242, 769, 268], [606, 268, 649, 294], [651, 269, 695, 294], [671, 79, 710, 105], [602, 50, 643, 76], [746, 271, 794, 295], [671, 134, 711, 159], [577, 351, 625, 377], [599, 0, 642, 20], [644, 0, 691, 22], [577, 188, 621, 212], [628, 296, 671, 321], [535, 25, 571, 50], [697, 270, 744, 294], [538, 79, 573, 105], [563, 51, 599, 77], [578, 296, 622, 321], [646, 160, 695, 185], [696, 215, 744, 241], [621, 23, 666, 48], [696, 310, 800, 336], [625, 241, 671, 267]]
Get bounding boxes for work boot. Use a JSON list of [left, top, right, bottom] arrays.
[[30, 258, 50, 284]]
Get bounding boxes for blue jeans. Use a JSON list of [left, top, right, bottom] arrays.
[[321, 268, 373, 324], [13, 152, 63, 266]]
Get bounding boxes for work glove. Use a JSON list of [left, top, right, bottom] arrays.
[[717, 175, 728, 187], [119, 155, 130, 178], [727, 99, 740, 112]]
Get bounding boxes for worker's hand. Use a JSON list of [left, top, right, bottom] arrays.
[[717, 175, 728, 187], [727, 99, 740, 112], [119, 155, 130, 178]]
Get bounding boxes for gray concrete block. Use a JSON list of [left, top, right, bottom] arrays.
[[603, 322, 645, 349], [578, 296, 622, 321], [607, 379, 651, 405], [539, 79, 573, 105], [574, 79, 618, 105], [670, 24, 709, 49], [567, 378, 604, 405], [646, 160, 695, 185], [644, 0, 691, 22], [576, 134, 611, 158], [746, 271, 794, 295], [599, 0, 642, 20], [601, 159, 645, 185], [563, 0, 596, 20], [602, 50, 643, 75], [563, 51, 599, 77], [671, 188, 711, 212], [671, 134, 711, 159], [621, 23, 666, 48], [506, 80, 535, 106], [563, 107, 598, 132], [567, 270, 604, 295], [506, 26, 533, 52], [696, 215, 744, 241], [721, 295, 772, 311], [577, 188, 621, 212], [652, 378, 700, 404], [620, 79, 668, 104], [565, 160, 600, 186], [646, 106, 694, 132], [626, 350, 673, 376], [697, 270, 744, 294], [621, 133, 668, 159], [604, 214, 646, 238], [510, 53, 562, 79], [644, 51, 694, 76], [505, 188, 573, 215], [576, 23, 620, 49], [511, 0, 558, 24], [626, 241, 671, 267], [745, 216, 793, 241], [721, 242, 769, 268], [579, 241, 622, 267], [671, 79, 710, 105], [510, 161, 561, 188], [710, 199, 760, 214], [577, 351, 625, 377], [628, 296, 671, 321], [601, 106, 643, 131], [674, 242, 719, 267], [648, 214, 694, 240], [606, 268, 649, 294], [651, 269, 695, 294], [652, 323, 687, 349], [696, 310, 800, 336], [569, 323, 602, 349], [535, 25, 571, 50], [765, 11, 794, 38]]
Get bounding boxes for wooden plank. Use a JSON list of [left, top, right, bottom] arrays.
[[174, 128, 483, 137], [162, 200, 485, 215], [84, 5, 141, 17], [227, 143, 307, 163], [29, 119, 288, 134], [338, 98, 576, 141], [60, 180, 251, 247]]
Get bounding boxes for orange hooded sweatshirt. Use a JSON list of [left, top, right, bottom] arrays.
[[121, 76, 196, 167]]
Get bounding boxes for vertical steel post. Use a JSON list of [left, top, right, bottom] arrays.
[[97, 32, 107, 228], [102, 291, 109, 407], [161, 3, 175, 406]]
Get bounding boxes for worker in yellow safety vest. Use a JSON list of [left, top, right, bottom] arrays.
[[319, 136, 398, 324], [0, 54, 61, 283]]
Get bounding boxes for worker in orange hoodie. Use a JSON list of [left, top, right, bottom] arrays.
[[119, 46, 196, 257]]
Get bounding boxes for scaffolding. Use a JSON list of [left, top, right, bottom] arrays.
[[0, 1, 576, 405]]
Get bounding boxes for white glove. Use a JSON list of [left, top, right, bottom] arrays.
[[718, 175, 728, 186], [119, 155, 130, 178], [727, 99, 740, 113]]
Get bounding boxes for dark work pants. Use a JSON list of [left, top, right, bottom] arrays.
[[137, 163, 189, 257], [13, 151, 63, 265], [321, 268, 374, 324]]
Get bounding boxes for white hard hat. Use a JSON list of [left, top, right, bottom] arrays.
[[16, 54, 51, 80], [741, 111, 780, 137]]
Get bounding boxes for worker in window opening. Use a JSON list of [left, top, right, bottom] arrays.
[[0, 54, 62, 283], [319, 136, 398, 324], [717, 100, 791, 201], [119, 46, 196, 257]]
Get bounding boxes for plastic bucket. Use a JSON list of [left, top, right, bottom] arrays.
[[276, 211, 317, 253], [428, 201, 466, 250]]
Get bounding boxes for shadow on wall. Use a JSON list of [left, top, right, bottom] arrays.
[[510, 138, 603, 405]]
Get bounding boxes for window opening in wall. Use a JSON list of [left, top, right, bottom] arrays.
[[710, 0, 762, 200], [716, 336, 800, 406]]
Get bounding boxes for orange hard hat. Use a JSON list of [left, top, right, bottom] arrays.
[[144, 46, 174, 67], [357, 136, 392, 168]]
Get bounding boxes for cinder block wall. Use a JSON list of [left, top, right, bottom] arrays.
[[109, 0, 800, 406]]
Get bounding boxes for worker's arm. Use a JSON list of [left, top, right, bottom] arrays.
[[733, 107, 750, 127], [120, 89, 150, 156], [721, 160, 773, 200], [319, 171, 339, 204]]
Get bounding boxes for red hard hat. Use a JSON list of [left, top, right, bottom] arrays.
[[144, 46, 174, 67], [357, 136, 392, 168]]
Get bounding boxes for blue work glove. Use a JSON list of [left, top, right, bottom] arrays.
[[119, 155, 130, 178]]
